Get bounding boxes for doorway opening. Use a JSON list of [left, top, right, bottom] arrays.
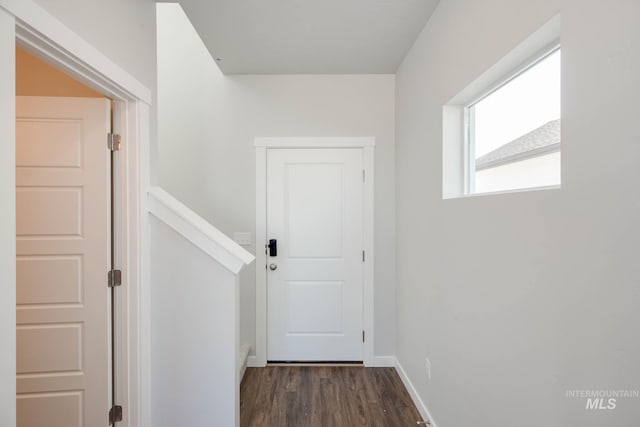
[[254, 138, 376, 367], [15, 47, 122, 426], [0, 7, 151, 424]]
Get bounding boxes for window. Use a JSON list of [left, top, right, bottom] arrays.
[[465, 47, 561, 194]]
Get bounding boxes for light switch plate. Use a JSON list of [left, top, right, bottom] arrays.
[[425, 357, 431, 380], [233, 232, 252, 246]]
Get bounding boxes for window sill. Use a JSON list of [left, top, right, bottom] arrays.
[[443, 184, 561, 200]]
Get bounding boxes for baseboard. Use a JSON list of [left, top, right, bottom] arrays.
[[239, 344, 250, 381], [366, 355, 396, 367], [394, 358, 438, 427], [246, 355, 264, 368]]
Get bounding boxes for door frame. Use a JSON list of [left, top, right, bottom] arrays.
[[253, 137, 375, 367], [0, 2, 151, 426]]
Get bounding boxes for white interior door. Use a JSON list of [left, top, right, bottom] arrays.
[[267, 148, 364, 361], [16, 96, 111, 427]]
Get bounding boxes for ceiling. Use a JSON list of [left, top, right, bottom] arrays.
[[160, 0, 441, 74]]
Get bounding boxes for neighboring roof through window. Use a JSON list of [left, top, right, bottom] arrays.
[[475, 119, 560, 171]]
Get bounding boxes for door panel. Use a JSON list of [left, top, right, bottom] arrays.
[[16, 187, 82, 236], [17, 324, 83, 373], [16, 256, 82, 305], [17, 392, 83, 427], [287, 164, 344, 257], [16, 119, 82, 167], [267, 148, 363, 361], [16, 96, 111, 427], [286, 281, 344, 333]]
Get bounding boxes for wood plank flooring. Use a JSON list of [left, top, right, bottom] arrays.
[[240, 366, 425, 427]]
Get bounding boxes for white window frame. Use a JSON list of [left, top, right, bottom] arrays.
[[464, 44, 561, 195], [442, 14, 561, 200]]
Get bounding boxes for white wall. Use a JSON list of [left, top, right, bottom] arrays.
[[157, 4, 396, 359], [395, 0, 640, 426], [31, 0, 156, 88], [151, 217, 238, 427]]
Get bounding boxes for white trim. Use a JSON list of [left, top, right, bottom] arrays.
[[246, 355, 260, 368], [136, 102, 152, 427], [112, 99, 130, 427], [255, 137, 375, 148], [254, 138, 376, 366], [362, 146, 375, 366], [368, 356, 396, 367], [0, 9, 16, 427], [442, 105, 465, 199], [395, 358, 439, 427], [0, 3, 152, 426], [239, 344, 250, 383], [114, 100, 149, 427], [465, 106, 476, 194], [0, 0, 151, 103], [233, 277, 241, 427], [254, 147, 268, 366], [148, 187, 255, 275], [452, 183, 561, 199]]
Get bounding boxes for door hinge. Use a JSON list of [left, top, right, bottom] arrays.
[[362, 170, 365, 182], [108, 133, 121, 151], [108, 269, 122, 288], [109, 405, 123, 424], [362, 250, 365, 262], [362, 330, 365, 342]]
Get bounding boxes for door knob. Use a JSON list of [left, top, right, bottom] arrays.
[[269, 263, 278, 271]]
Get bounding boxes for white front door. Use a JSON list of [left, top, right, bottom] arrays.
[[16, 96, 111, 427], [267, 148, 364, 361]]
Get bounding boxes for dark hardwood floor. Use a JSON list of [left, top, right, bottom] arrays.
[[240, 366, 425, 427]]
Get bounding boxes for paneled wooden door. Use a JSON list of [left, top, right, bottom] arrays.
[[266, 148, 364, 362], [16, 96, 111, 426]]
